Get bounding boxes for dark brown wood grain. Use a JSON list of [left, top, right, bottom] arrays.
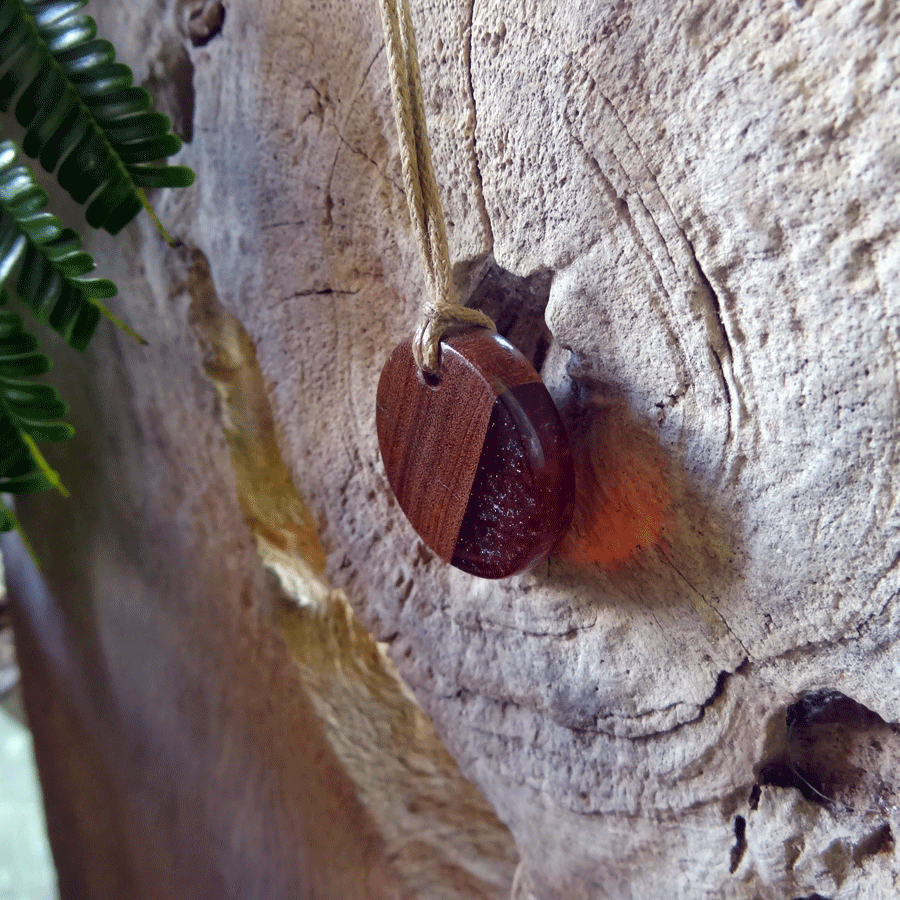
[[376, 328, 574, 578], [376, 333, 497, 561]]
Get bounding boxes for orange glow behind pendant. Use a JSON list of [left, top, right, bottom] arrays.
[[553, 403, 673, 566]]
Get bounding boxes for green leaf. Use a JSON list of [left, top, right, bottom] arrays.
[[38, 227, 80, 258], [0, 166, 43, 203], [15, 63, 64, 128], [0, 375, 65, 404], [0, 309, 25, 335], [29, 1, 86, 29], [103, 111, 169, 143], [71, 275, 116, 297], [0, 311, 72, 501], [0, 384, 64, 412], [66, 296, 98, 349], [21, 87, 78, 158], [69, 61, 132, 98], [0, 46, 42, 109], [117, 133, 182, 164], [0, 1, 20, 33], [95, 191, 140, 234], [0, 350, 50, 376], [57, 132, 114, 202], [43, 15, 95, 53], [0, 17, 32, 66], [37, 102, 83, 169], [0, 327, 37, 354], [45, 281, 80, 332], [86, 85, 152, 120], [16, 210, 63, 243], [83, 174, 131, 227], [0, 0, 194, 235], [43, 247, 93, 277], [0, 427, 29, 472], [0, 469, 54, 493], [17, 245, 64, 320], [129, 164, 195, 189], [0, 136, 143, 348], [17, 415, 74, 441], [0, 497, 15, 531], [56, 38, 114, 76]]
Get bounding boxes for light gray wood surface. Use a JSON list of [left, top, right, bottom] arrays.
[[9, 0, 899, 897]]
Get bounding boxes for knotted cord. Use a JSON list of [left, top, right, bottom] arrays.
[[377, 0, 496, 380]]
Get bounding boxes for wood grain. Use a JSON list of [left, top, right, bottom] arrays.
[[19, 0, 900, 896], [376, 333, 496, 561], [376, 328, 574, 577]]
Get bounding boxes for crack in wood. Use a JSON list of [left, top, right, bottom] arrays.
[[443, 666, 735, 741], [286, 288, 361, 300], [335, 130, 402, 194], [325, 45, 386, 228], [465, 0, 495, 247], [662, 549, 751, 660]]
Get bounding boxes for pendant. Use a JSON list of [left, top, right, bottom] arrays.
[[376, 328, 574, 579]]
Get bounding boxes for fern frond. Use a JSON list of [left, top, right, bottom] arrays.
[[0, 0, 194, 236], [0, 309, 70, 508], [0, 137, 145, 349]]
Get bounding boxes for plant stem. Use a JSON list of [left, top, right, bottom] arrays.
[[89, 299, 148, 345], [138, 189, 178, 247], [21, 433, 69, 499]]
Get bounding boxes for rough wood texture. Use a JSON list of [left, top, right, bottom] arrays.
[[5, 0, 899, 898], [376, 329, 573, 576]]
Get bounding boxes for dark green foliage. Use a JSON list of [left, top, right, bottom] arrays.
[[0, 306, 70, 532], [0, 136, 110, 349], [0, 0, 194, 235], [0, 498, 15, 530], [0, 0, 196, 540]]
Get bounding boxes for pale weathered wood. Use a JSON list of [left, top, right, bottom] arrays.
[[6, 0, 899, 898]]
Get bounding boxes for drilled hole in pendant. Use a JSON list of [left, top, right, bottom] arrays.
[[418, 368, 442, 389]]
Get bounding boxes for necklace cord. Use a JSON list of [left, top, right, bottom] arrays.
[[377, 0, 496, 379]]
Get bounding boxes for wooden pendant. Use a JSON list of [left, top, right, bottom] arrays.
[[376, 328, 575, 579]]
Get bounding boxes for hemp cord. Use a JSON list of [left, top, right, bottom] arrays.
[[377, 0, 496, 379]]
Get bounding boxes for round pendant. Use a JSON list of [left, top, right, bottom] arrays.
[[376, 328, 575, 579]]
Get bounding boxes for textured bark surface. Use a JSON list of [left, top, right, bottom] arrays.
[[5, 0, 900, 898]]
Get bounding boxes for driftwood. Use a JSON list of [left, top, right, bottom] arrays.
[[5, 0, 899, 898]]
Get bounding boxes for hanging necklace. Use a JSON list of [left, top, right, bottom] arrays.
[[374, 0, 574, 579]]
